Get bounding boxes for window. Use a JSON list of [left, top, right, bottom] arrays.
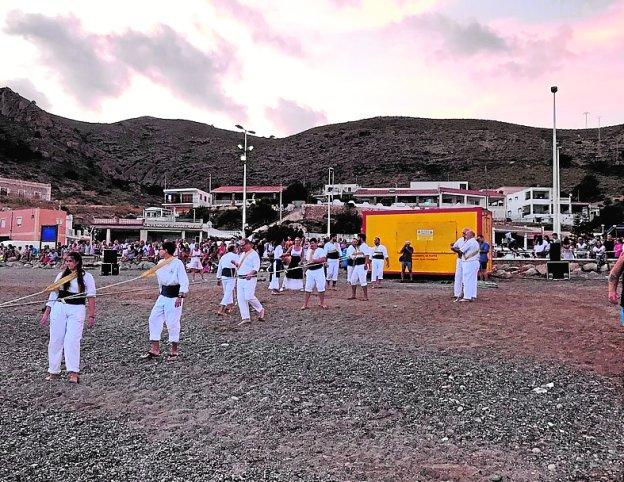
[[0, 219, 5, 228], [56, 218, 63, 225], [0, 187, 7, 196], [525, 191, 531, 200], [16, 217, 23, 226]]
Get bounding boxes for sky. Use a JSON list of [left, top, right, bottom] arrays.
[[1, 0, 623, 136]]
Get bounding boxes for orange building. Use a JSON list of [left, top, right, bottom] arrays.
[[0, 208, 69, 248]]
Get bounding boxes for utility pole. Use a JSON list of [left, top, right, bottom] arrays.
[[583, 112, 589, 129]]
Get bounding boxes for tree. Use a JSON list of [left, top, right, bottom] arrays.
[[213, 208, 241, 229], [247, 198, 278, 227], [331, 205, 362, 235], [575, 200, 624, 234], [571, 174, 602, 202], [283, 181, 310, 204], [264, 224, 304, 244]]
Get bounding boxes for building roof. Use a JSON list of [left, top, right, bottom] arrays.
[[352, 187, 503, 198], [163, 187, 209, 193], [211, 185, 284, 194]]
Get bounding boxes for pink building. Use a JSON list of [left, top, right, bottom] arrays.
[[0, 176, 52, 201], [0, 208, 69, 247]]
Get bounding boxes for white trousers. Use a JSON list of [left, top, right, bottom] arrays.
[[350, 265, 367, 286], [453, 258, 463, 298], [305, 268, 326, 292], [371, 259, 385, 281], [268, 260, 282, 290], [347, 265, 353, 283], [48, 303, 85, 374], [461, 259, 480, 300], [149, 295, 182, 343], [220, 277, 236, 305], [326, 259, 339, 281], [237, 278, 263, 320]]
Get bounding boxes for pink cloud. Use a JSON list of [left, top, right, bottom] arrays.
[[265, 99, 328, 135]]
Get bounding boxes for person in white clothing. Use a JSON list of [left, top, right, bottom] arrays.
[[370, 237, 389, 287], [216, 244, 238, 316], [40, 251, 97, 384], [458, 230, 480, 302], [187, 246, 204, 281], [234, 239, 265, 325], [324, 234, 341, 290], [268, 241, 284, 295], [302, 238, 328, 310], [348, 233, 372, 301], [450, 227, 469, 301], [345, 238, 358, 285], [144, 241, 190, 360]]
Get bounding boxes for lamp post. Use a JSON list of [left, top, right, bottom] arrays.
[[551, 86, 560, 236], [235, 124, 255, 237], [327, 167, 334, 237]]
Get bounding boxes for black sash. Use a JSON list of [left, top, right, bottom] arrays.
[[354, 258, 366, 266], [161, 285, 180, 298], [372, 254, 384, 260], [58, 289, 86, 305], [326, 251, 339, 259], [347, 259, 354, 267], [307, 264, 323, 271], [221, 267, 234, 278]]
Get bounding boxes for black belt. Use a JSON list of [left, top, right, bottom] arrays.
[[160, 285, 180, 298], [307, 264, 323, 271], [326, 251, 339, 259], [354, 258, 366, 266], [221, 267, 235, 277], [347, 259, 354, 267], [238, 274, 257, 279], [372, 254, 384, 259], [58, 289, 86, 305]]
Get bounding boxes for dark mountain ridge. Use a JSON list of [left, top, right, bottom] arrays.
[[1, 86, 622, 206]]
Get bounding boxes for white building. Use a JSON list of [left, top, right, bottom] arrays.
[[163, 188, 211, 212], [323, 183, 360, 196], [502, 187, 598, 226], [409, 181, 469, 190]]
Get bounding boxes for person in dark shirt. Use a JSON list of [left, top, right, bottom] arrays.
[[399, 241, 414, 282], [477, 234, 490, 281]]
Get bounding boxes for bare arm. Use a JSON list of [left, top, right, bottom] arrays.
[[608, 255, 624, 304]]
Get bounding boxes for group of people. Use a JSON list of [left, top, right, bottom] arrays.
[[500, 232, 623, 261], [451, 228, 490, 302]]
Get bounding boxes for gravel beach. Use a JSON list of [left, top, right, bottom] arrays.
[[1, 269, 623, 481]]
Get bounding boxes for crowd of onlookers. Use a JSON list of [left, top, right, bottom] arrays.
[[498, 232, 623, 262]]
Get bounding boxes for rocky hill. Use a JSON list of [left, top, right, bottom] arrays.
[[1, 86, 623, 207]]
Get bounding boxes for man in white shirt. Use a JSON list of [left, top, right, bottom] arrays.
[[234, 239, 265, 325], [450, 227, 469, 301], [324, 234, 341, 290], [459, 230, 480, 302], [345, 238, 358, 284], [370, 237, 389, 287], [145, 241, 190, 360], [216, 243, 238, 316], [348, 233, 372, 301], [302, 238, 328, 310]]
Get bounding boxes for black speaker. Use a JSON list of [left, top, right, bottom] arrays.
[[103, 249, 118, 264], [101, 263, 112, 276], [111, 264, 120, 276], [547, 261, 569, 280], [549, 242, 561, 261]]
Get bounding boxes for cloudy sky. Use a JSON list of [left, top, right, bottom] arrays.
[[1, 0, 622, 136]]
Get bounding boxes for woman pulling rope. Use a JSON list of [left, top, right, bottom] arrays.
[[39, 252, 96, 384]]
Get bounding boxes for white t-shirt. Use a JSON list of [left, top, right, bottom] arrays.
[[372, 244, 388, 259], [156, 258, 190, 293], [460, 238, 480, 262], [46, 271, 97, 307], [306, 247, 326, 264], [217, 252, 239, 278], [238, 249, 261, 276], [274, 245, 284, 259]]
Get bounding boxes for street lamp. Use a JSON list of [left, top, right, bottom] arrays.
[[235, 124, 255, 236], [550, 86, 560, 236], [327, 167, 335, 237]]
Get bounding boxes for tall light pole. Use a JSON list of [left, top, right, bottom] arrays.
[[327, 167, 334, 237], [235, 124, 255, 237], [551, 86, 560, 236], [583, 111, 589, 129]]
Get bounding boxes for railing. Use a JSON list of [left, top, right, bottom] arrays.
[[91, 218, 144, 226]]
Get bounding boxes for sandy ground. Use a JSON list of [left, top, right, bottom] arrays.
[[1, 268, 623, 481]]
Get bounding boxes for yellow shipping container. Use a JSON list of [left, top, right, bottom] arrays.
[[362, 208, 493, 276]]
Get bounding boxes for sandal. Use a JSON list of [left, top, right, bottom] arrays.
[[167, 353, 179, 361], [140, 351, 161, 360], [45, 373, 61, 381], [68, 373, 80, 384]]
